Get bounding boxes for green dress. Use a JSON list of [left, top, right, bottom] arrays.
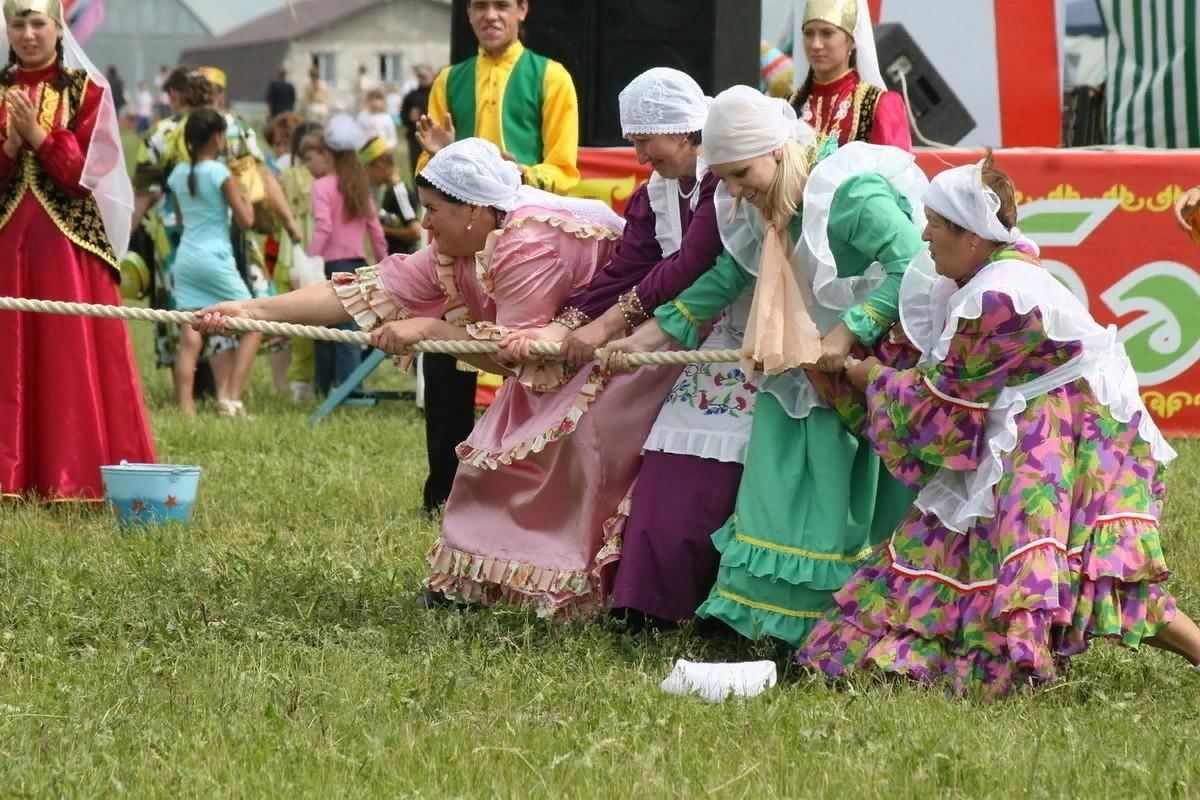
[[655, 172, 924, 645]]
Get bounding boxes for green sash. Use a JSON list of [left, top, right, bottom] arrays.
[[446, 48, 547, 166]]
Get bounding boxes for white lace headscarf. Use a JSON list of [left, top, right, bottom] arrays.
[[3, 0, 135, 256], [619, 67, 709, 137], [620, 68, 711, 254], [420, 138, 624, 233], [703, 85, 812, 166], [923, 160, 1021, 244]]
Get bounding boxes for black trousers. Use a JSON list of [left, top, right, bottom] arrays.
[[421, 353, 478, 512]]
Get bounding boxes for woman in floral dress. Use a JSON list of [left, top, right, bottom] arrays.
[[797, 153, 1200, 696]]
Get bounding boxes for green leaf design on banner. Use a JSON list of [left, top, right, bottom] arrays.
[[1019, 212, 1092, 234], [1102, 262, 1200, 385]]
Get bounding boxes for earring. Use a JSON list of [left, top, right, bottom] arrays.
[[466, 222, 473, 231]]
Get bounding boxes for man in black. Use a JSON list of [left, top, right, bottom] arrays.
[[399, 64, 434, 176], [106, 65, 126, 116], [266, 69, 297, 119], [359, 137, 471, 515]]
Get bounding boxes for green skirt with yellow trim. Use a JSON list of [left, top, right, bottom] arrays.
[[695, 395, 916, 646]]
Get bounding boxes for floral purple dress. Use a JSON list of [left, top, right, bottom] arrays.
[[796, 247, 1179, 697]]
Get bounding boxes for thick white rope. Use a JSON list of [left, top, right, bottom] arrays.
[[0, 296, 746, 367]]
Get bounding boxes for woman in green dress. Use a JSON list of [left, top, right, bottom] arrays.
[[605, 86, 928, 646]]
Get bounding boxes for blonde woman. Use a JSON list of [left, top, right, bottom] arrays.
[[606, 86, 927, 645]]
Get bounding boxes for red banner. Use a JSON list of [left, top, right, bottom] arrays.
[[574, 146, 1200, 436]]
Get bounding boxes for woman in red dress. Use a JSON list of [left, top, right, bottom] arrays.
[[0, 0, 155, 502], [790, 0, 912, 149]]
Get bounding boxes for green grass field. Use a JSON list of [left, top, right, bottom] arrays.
[[3, 320, 1200, 798]]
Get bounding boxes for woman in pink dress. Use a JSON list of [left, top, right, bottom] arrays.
[[196, 137, 680, 617]]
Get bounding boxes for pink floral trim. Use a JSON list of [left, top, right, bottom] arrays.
[[332, 267, 409, 331], [455, 366, 608, 470], [434, 253, 470, 325], [466, 320, 572, 391], [504, 213, 623, 242], [424, 496, 628, 620]]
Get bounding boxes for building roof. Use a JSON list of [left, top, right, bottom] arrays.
[[186, 0, 450, 51], [177, 0, 287, 37]]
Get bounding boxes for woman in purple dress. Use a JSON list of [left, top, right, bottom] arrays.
[[502, 68, 753, 627]]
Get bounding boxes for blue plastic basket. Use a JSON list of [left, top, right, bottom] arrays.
[[100, 461, 201, 528]]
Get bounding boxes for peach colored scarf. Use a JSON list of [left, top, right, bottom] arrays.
[[741, 222, 822, 374]]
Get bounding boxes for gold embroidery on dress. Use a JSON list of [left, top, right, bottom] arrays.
[[38, 84, 60, 131], [848, 82, 871, 144], [0, 70, 117, 273]]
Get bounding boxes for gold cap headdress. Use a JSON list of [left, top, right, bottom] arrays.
[[802, 0, 857, 34], [3, 0, 64, 26], [199, 66, 227, 89]]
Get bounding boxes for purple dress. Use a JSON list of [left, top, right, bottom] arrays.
[[561, 171, 751, 624]]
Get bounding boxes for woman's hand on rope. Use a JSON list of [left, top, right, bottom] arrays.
[[193, 301, 257, 334], [496, 322, 569, 363], [844, 355, 882, 392], [815, 322, 857, 373], [415, 113, 455, 156], [1173, 187, 1200, 232], [600, 320, 672, 375], [563, 310, 624, 366], [370, 317, 438, 356]]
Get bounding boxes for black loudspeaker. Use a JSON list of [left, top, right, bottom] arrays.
[[873, 22, 976, 146], [450, 1, 760, 147]]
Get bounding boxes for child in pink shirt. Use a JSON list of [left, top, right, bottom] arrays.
[[307, 116, 388, 394]]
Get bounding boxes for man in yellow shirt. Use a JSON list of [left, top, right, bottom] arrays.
[[415, 0, 580, 194], [411, 0, 582, 519]]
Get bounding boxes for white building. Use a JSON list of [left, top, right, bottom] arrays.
[[83, 0, 210, 89], [181, 0, 451, 110]]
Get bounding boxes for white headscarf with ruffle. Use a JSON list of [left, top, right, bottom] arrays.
[[420, 137, 624, 233], [703, 85, 810, 166], [923, 160, 1021, 244]]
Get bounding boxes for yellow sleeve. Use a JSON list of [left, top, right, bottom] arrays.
[[521, 60, 580, 195], [414, 67, 451, 177]]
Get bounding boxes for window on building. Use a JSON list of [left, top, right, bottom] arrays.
[[312, 52, 337, 83], [379, 53, 405, 85]]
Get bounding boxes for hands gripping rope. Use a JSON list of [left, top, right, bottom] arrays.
[[0, 297, 745, 368]]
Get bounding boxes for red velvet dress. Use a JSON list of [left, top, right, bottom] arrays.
[[793, 69, 913, 150], [0, 64, 156, 502]]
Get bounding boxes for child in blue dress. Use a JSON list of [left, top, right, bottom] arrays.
[[167, 109, 259, 417]]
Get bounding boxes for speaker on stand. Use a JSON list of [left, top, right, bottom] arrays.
[[873, 22, 977, 146]]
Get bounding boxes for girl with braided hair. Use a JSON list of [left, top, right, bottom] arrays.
[[166, 108, 259, 418], [0, 0, 155, 501]]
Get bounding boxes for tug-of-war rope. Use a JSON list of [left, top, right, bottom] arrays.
[[0, 297, 745, 367]]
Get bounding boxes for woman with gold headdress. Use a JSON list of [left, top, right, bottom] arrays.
[[0, 0, 156, 501], [790, 0, 911, 149]]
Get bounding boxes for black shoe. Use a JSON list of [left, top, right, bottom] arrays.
[[416, 589, 453, 609], [609, 607, 676, 634]]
